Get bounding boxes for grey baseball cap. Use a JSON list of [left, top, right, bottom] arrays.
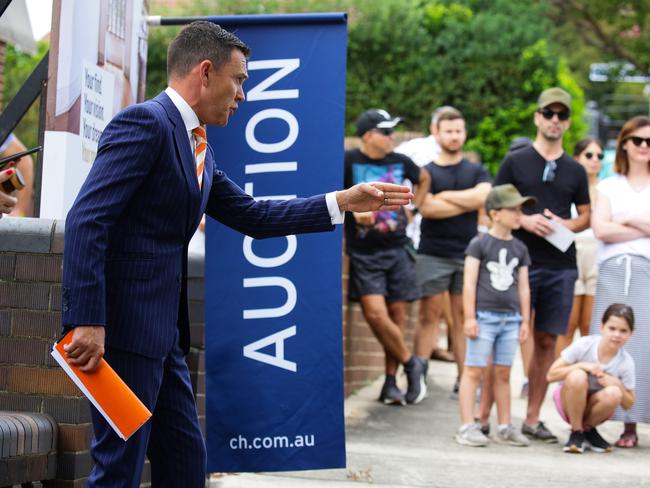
[[537, 87, 572, 111], [485, 184, 537, 213]]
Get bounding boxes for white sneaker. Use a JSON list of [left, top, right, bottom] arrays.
[[497, 424, 530, 447], [456, 423, 489, 447]]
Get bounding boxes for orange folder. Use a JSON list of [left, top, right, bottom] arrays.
[[51, 330, 152, 440]]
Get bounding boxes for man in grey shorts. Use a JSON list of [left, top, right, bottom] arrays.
[[415, 107, 491, 394]]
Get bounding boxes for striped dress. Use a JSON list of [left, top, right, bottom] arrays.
[[590, 175, 650, 423], [590, 255, 650, 423]]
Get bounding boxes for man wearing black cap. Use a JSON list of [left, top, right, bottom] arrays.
[[345, 109, 431, 405], [496, 87, 591, 443]]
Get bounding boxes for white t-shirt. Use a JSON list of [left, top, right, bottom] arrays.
[[395, 135, 440, 248], [0, 133, 15, 153], [561, 335, 635, 391], [395, 135, 440, 168], [596, 174, 650, 263]]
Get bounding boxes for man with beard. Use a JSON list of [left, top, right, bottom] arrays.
[[495, 87, 590, 443], [415, 107, 491, 398]]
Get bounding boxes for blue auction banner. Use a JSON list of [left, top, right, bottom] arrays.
[[204, 14, 347, 472]]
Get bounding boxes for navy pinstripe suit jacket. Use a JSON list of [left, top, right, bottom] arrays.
[[62, 91, 334, 358]]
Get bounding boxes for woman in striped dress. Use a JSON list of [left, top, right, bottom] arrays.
[[591, 115, 650, 448]]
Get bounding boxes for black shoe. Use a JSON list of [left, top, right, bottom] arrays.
[[563, 430, 585, 454], [378, 380, 406, 406], [405, 357, 427, 404], [585, 428, 612, 453], [450, 378, 460, 400]]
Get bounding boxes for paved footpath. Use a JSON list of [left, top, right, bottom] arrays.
[[212, 356, 650, 487]]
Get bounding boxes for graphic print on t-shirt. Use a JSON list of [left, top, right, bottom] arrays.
[[352, 163, 406, 237], [486, 248, 519, 291]]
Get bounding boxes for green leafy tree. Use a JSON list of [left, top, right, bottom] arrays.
[[548, 0, 650, 75], [2, 41, 48, 149]]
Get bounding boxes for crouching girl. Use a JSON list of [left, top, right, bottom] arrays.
[[547, 303, 635, 453]]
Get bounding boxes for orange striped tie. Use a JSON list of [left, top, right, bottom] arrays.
[[192, 125, 207, 189]]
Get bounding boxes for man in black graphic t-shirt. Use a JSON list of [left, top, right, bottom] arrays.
[[344, 109, 431, 405], [496, 87, 590, 443]]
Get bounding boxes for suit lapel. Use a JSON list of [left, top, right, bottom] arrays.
[[154, 92, 202, 237]]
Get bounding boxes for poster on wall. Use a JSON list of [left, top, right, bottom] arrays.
[[40, 0, 149, 218], [204, 13, 348, 473]]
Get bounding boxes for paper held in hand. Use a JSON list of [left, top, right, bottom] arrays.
[[51, 330, 152, 440], [543, 219, 575, 252]]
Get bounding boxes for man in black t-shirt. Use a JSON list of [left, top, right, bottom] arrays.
[[345, 109, 431, 405], [496, 87, 590, 443], [415, 108, 492, 394]]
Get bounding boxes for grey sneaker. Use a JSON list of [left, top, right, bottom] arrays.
[[456, 423, 489, 447], [497, 424, 530, 447], [522, 421, 558, 443], [405, 357, 427, 404], [378, 381, 406, 406]]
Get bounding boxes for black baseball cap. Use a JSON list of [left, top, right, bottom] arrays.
[[355, 109, 402, 137]]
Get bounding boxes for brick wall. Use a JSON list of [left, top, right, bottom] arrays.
[[0, 217, 396, 483]]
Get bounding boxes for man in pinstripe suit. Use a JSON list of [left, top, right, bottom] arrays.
[[60, 21, 412, 488]]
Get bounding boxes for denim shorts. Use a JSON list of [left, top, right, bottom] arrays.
[[465, 310, 521, 367]]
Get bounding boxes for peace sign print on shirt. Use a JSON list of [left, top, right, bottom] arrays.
[[485, 248, 519, 291]]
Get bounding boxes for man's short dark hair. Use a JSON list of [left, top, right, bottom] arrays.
[[435, 107, 464, 128], [167, 21, 251, 79]]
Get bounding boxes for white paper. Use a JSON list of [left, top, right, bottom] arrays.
[[543, 219, 575, 252]]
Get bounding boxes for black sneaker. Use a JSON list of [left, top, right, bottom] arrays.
[[563, 430, 585, 454], [378, 380, 406, 406], [521, 421, 558, 443], [405, 356, 427, 404], [450, 378, 460, 400], [585, 428, 612, 453]]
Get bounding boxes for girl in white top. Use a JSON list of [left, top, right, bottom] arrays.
[[547, 303, 635, 454], [591, 115, 650, 448]]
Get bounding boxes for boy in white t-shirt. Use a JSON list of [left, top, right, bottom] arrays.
[[547, 303, 636, 453]]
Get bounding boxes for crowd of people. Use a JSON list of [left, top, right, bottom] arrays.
[[344, 86, 650, 454]]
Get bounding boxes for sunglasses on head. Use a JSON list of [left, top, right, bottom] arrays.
[[626, 136, 650, 147], [584, 151, 604, 160], [542, 159, 557, 183], [538, 108, 570, 121], [374, 127, 394, 136]]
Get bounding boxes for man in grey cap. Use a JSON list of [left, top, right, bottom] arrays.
[[344, 109, 431, 405], [495, 87, 591, 443]]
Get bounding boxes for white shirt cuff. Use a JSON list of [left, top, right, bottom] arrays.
[[325, 191, 344, 225]]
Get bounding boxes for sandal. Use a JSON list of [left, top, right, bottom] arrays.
[[615, 431, 638, 448]]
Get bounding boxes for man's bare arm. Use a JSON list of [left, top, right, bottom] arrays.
[[436, 182, 491, 210], [419, 193, 467, 219]]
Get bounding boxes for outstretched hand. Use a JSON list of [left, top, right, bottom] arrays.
[[336, 182, 413, 213]]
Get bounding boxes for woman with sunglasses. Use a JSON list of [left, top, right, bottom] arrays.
[[591, 115, 650, 448], [556, 138, 604, 357]]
